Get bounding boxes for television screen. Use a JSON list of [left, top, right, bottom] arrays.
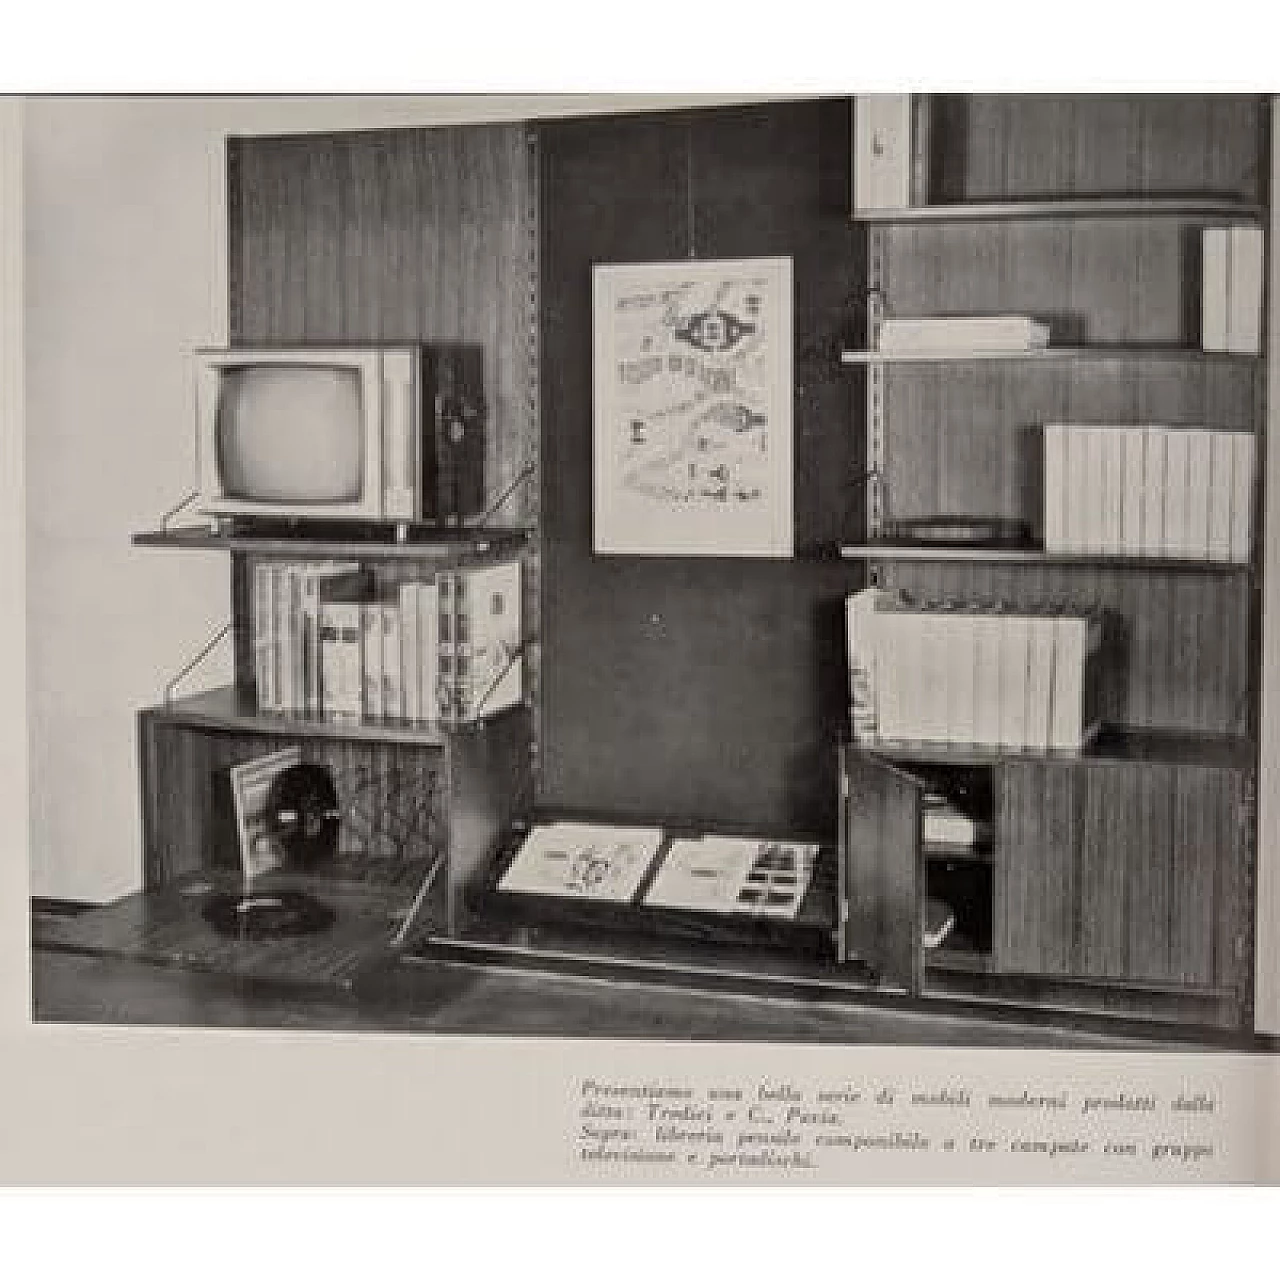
[[216, 365, 365, 503]]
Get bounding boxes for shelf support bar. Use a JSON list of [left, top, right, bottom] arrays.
[[163, 620, 233, 707]]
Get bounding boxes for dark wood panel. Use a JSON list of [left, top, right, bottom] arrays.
[[537, 99, 865, 835], [996, 758, 1248, 994], [996, 759, 1077, 975], [841, 750, 922, 992], [930, 94, 1263, 203]]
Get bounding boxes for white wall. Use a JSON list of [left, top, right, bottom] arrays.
[[22, 94, 760, 902]]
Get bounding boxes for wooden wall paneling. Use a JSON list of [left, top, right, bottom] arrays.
[[230, 124, 538, 527], [1078, 764, 1131, 977], [1139, 97, 1213, 196], [995, 759, 1077, 975], [1170, 765, 1226, 986], [1002, 96, 1076, 199], [1072, 97, 1141, 197], [1126, 763, 1176, 983], [841, 750, 922, 991]]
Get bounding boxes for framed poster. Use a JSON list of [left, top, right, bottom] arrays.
[[592, 256, 793, 557]]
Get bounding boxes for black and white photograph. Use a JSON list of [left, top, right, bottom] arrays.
[[5, 79, 1280, 1191]]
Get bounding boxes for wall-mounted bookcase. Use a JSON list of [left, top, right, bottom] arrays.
[[837, 93, 1268, 1030]]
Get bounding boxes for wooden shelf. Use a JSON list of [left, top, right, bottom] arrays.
[[838, 543, 1253, 571], [149, 685, 457, 746], [133, 525, 531, 560], [840, 346, 1257, 366], [853, 198, 1264, 224], [858, 726, 1254, 771]]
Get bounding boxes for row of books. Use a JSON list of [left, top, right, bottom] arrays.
[[1043, 425, 1254, 562], [252, 557, 522, 726], [1203, 226, 1263, 355], [846, 588, 1105, 751], [876, 314, 1050, 355]]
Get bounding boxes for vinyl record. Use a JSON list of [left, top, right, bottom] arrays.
[[201, 889, 337, 941], [265, 763, 340, 870]]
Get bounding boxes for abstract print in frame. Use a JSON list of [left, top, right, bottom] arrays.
[[592, 256, 794, 557]]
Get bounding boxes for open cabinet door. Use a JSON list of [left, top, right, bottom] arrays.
[[838, 747, 923, 993]]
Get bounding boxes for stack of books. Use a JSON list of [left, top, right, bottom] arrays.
[[252, 556, 522, 727], [846, 589, 1106, 751], [877, 314, 1050, 356], [1202, 225, 1264, 355], [1042, 425, 1254, 562]]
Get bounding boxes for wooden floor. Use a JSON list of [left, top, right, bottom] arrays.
[[31, 929, 1199, 1049]]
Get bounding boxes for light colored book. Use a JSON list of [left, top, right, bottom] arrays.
[[1049, 613, 1104, 750], [381, 601, 402, 722], [361, 602, 384, 720], [417, 580, 441, 723], [271, 562, 292, 713], [1140, 426, 1167, 557], [1043, 424, 1068, 554], [1063, 426, 1091, 554], [942, 607, 977, 745], [1025, 610, 1056, 752], [846, 587, 891, 743], [854, 94, 912, 214], [877, 314, 1050, 354], [1228, 225, 1264, 355], [319, 597, 364, 722], [452, 558, 523, 723], [399, 582, 421, 722], [1101, 428, 1125, 554], [997, 611, 1032, 749], [1202, 226, 1230, 352], [874, 610, 909, 740], [1163, 429, 1192, 557], [1184, 430, 1213, 560], [1078, 427, 1107, 554], [916, 608, 948, 743], [1120, 427, 1146, 556], [301, 561, 360, 716], [253, 561, 274, 713], [1230, 431, 1255, 564], [1207, 432, 1235, 562], [972, 608, 1003, 747]]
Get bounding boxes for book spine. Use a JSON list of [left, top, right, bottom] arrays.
[[1184, 429, 1213, 560], [1207, 431, 1235, 562], [1120, 427, 1145, 556], [914, 607, 945, 743], [400, 582, 421, 723], [1164, 428, 1192, 558], [361, 601, 384, 721], [909, 94, 932, 207], [1063, 427, 1089, 554], [1043, 425, 1066, 554], [946, 610, 978, 746], [1049, 615, 1086, 750], [273, 562, 293, 713], [875, 611, 906, 741], [1140, 426, 1167, 558], [1202, 226, 1230, 352], [320, 601, 363, 721], [854, 95, 912, 214], [437, 571, 457, 725], [1228, 225, 1264, 355], [972, 610, 1002, 747], [1230, 431, 1255, 564], [1025, 613, 1055, 753], [419, 579, 440, 723], [454, 569, 474, 722], [997, 612, 1031, 749], [382, 601, 403, 722], [253, 561, 273, 712]]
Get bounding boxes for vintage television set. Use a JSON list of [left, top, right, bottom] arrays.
[[195, 344, 486, 533]]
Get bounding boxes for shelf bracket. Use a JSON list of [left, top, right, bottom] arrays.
[[163, 619, 233, 708], [867, 226, 887, 540]]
